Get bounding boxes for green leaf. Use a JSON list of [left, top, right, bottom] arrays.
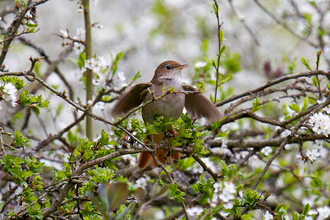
[[252, 97, 263, 113], [289, 103, 300, 113], [168, 183, 186, 202], [99, 130, 110, 146], [301, 57, 312, 70], [131, 70, 141, 81], [112, 52, 123, 75], [200, 39, 208, 56], [327, 84, 330, 91], [12, 130, 30, 147], [219, 30, 224, 43], [312, 76, 319, 87], [302, 97, 308, 112], [292, 211, 299, 220], [275, 204, 283, 212], [210, 93, 214, 102], [220, 45, 226, 55], [115, 203, 135, 220], [302, 203, 310, 216]]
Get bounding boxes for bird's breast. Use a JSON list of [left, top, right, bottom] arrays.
[[142, 82, 185, 124]]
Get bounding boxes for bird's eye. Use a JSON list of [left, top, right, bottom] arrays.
[[166, 65, 171, 70]]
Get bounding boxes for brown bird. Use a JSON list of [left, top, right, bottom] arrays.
[[111, 60, 221, 169]]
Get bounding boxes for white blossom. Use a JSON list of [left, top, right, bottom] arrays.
[[85, 58, 101, 73], [3, 83, 17, 107], [223, 202, 233, 209], [187, 161, 203, 174], [214, 182, 222, 193], [186, 206, 203, 216], [98, 56, 109, 68], [135, 176, 150, 189], [223, 182, 236, 194], [69, 68, 84, 81], [76, 27, 85, 39], [280, 129, 292, 138], [73, 42, 84, 55], [309, 112, 330, 137], [306, 149, 320, 162], [313, 140, 324, 149], [77, 8, 83, 13], [261, 146, 273, 156], [209, 194, 219, 207], [60, 29, 69, 38], [122, 154, 136, 166], [194, 61, 207, 68], [240, 151, 249, 159], [219, 189, 234, 202], [317, 206, 330, 220], [263, 210, 273, 220], [302, 195, 317, 207], [92, 74, 105, 86], [87, 100, 93, 106], [154, 210, 165, 219], [94, 102, 105, 110]]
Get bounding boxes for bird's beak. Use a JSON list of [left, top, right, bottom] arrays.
[[176, 64, 188, 70]]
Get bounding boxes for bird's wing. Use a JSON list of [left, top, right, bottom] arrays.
[[111, 82, 153, 118], [182, 84, 221, 122]]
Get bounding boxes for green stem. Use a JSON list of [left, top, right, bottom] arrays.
[[83, 0, 93, 140]]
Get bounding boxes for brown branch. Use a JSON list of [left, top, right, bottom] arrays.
[[216, 70, 330, 107], [208, 133, 327, 150]]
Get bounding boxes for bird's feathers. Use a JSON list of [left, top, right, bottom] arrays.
[[182, 84, 221, 122], [111, 82, 153, 118]]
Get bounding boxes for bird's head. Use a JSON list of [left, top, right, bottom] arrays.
[[151, 60, 188, 83]]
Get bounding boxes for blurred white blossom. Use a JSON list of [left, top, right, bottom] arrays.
[[194, 61, 207, 68], [134, 176, 150, 189], [73, 42, 84, 55], [98, 56, 109, 68], [154, 210, 165, 219], [317, 206, 330, 220], [213, 181, 236, 203], [94, 102, 105, 110], [302, 195, 317, 207], [85, 58, 100, 73], [3, 83, 17, 107], [60, 29, 69, 38], [306, 149, 320, 162], [186, 206, 203, 216], [261, 146, 273, 156], [76, 27, 85, 39], [213, 182, 222, 193], [219, 189, 234, 202], [313, 140, 324, 149], [68, 68, 84, 81], [263, 210, 273, 220], [122, 154, 136, 166]]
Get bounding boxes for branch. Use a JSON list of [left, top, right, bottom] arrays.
[[216, 70, 330, 107]]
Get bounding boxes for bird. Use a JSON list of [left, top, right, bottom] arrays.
[[111, 60, 221, 169]]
